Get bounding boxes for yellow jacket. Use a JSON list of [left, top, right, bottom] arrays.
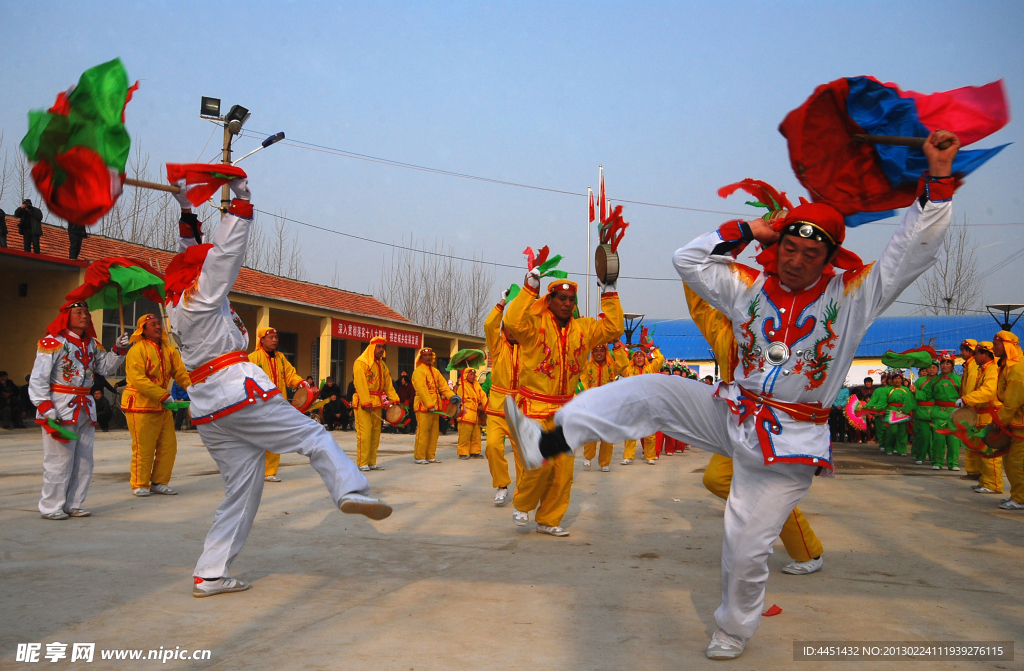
[[484, 303, 520, 417], [962, 359, 1002, 426], [248, 346, 304, 394], [580, 354, 619, 390], [685, 284, 737, 384], [353, 340, 399, 410], [612, 344, 666, 378], [121, 339, 190, 413], [412, 357, 454, 413], [504, 284, 623, 419], [997, 360, 1024, 429], [960, 358, 978, 398], [456, 375, 487, 424]]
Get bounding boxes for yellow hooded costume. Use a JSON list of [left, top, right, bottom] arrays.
[[352, 336, 399, 468], [121, 313, 191, 491], [612, 341, 666, 462], [504, 279, 623, 527], [483, 302, 523, 488], [964, 341, 1004, 492], [579, 343, 621, 469], [249, 325, 307, 478], [456, 369, 487, 457], [995, 331, 1024, 505], [959, 339, 981, 477], [411, 346, 455, 462], [685, 285, 824, 565]]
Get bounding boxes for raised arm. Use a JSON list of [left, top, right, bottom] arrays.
[[673, 219, 763, 319], [484, 302, 504, 354], [179, 179, 253, 309]]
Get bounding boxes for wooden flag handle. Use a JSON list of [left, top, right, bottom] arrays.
[[116, 284, 125, 334], [124, 178, 181, 194], [854, 134, 954, 151]]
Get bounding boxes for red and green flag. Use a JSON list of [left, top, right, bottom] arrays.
[[64, 256, 165, 310], [21, 58, 138, 226], [166, 163, 248, 207]]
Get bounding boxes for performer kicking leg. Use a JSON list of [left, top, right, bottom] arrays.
[[506, 130, 958, 659], [165, 174, 390, 598]]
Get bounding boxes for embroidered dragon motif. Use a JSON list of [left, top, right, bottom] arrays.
[[804, 299, 839, 390], [534, 329, 557, 378], [59, 352, 78, 383], [230, 306, 248, 336], [739, 296, 760, 376]]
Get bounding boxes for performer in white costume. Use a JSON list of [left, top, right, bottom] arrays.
[[165, 175, 391, 598], [506, 131, 960, 659], [30, 302, 129, 519]]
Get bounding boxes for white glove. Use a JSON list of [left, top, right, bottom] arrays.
[[525, 268, 541, 290], [115, 332, 131, 350], [599, 279, 617, 294], [955, 398, 965, 408], [298, 380, 312, 390], [172, 178, 194, 210], [41, 406, 57, 421], [501, 287, 511, 301], [229, 178, 251, 201]]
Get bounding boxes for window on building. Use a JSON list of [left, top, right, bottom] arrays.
[[398, 347, 416, 377], [276, 332, 298, 367], [330, 338, 347, 386]]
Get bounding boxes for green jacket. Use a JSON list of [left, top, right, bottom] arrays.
[[913, 376, 934, 421], [929, 373, 962, 428], [885, 386, 916, 417], [866, 385, 892, 412]]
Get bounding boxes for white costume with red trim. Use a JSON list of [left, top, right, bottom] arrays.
[[555, 187, 952, 640], [29, 330, 126, 515], [168, 200, 368, 580]]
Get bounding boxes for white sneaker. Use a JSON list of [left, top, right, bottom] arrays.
[[999, 500, 1024, 510], [192, 576, 251, 598], [782, 555, 824, 575], [339, 493, 393, 520], [264, 475, 281, 482], [414, 459, 429, 464], [132, 488, 151, 497], [646, 459, 656, 465], [879, 447, 886, 452], [41, 511, 69, 520], [68, 508, 91, 517], [583, 459, 591, 468], [621, 459, 633, 465], [706, 628, 746, 660], [428, 458, 442, 464], [513, 509, 529, 526], [915, 460, 924, 465], [974, 487, 997, 494], [504, 396, 545, 470], [494, 487, 510, 507], [951, 466, 961, 471], [358, 465, 370, 472], [536, 525, 569, 537], [369, 464, 385, 470], [932, 464, 941, 470], [150, 484, 177, 495], [601, 466, 610, 472]]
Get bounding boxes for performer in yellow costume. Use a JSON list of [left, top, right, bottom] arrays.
[[995, 331, 1024, 510], [122, 314, 191, 496], [483, 291, 522, 505], [411, 347, 457, 464], [961, 341, 1003, 493], [686, 285, 825, 575], [612, 338, 665, 464], [959, 339, 981, 480], [248, 326, 306, 482], [352, 336, 399, 472], [456, 367, 486, 459], [504, 274, 623, 537], [580, 342, 620, 471]]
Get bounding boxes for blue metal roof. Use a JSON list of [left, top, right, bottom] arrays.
[[645, 315, 1014, 360]]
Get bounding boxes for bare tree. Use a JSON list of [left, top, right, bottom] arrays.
[[916, 217, 982, 316]]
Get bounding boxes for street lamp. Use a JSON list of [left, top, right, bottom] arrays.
[[986, 303, 1024, 331], [233, 132, 286, 165], [623, 313, 645, 347], [200, 98, 275, 210]]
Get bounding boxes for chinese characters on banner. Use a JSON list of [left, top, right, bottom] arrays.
[[331, 319, 422, 348]]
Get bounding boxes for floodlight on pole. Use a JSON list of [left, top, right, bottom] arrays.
[[200, 96, 221, 119], [986, 303, 1024, 331]]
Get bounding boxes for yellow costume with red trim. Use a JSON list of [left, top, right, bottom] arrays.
[[580, 347, 620, 468], [456, 372, 487, 457], [352, 337, 399, 468], [504, 279, 623, 526], [122, 314, 191, 490], [249, 326, 306, 477], [411, 347, 455, 462], [959, 341, 981, 476], [612, 343, 665, 461], [686, 284, 824, 564], [996, 331, 1024, 505], [483, 302, 523, 487], [963, 345, 1003, 492]]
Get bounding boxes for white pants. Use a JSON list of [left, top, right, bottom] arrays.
[[39, 414, 95, 515], [193, 395, 369, 579], [556, 375, 816, 640]]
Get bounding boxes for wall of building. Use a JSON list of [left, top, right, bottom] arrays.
[[0, 265, 82, 382]]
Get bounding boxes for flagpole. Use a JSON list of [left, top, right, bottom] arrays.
[[586, 186, 592, 317]]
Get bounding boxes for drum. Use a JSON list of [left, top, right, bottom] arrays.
[[291, 387, 316, 413], [950, 407, 979, 430], [385, 404, 407, 426], [445, 398, 462, 419], [982, 424, 1013, 453], [595, 243, 619, 285]]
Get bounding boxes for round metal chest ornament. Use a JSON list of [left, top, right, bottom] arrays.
[[765, 342, 791, 367]]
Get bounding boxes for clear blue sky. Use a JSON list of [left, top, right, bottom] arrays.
[[2, 1, 1022, 321]]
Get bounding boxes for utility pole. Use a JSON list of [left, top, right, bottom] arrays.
[[220, 123, 233, 212]]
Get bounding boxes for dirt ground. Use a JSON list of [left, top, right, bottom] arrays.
[[1, 426, 1021, 670]]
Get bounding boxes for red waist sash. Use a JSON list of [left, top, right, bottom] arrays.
[[50, 384, 91, 395], [518, 385, 574, 406], [190, 351, 248, 385]]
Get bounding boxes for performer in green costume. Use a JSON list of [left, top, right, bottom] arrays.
[[929, 353, 963, 470]]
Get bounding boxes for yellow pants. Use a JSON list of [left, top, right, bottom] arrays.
[[355, 407, 382, 467], [485, 414, 522, 488], [126, 410, 177, 490], [703, 453, 823, 562], [979, 454, 1004, 493], [265, 451, 281, 476], [458, 421, 482, 456], [624, 435, 656, 461], [1005, 439, 1024, 504], [583, 441, 614, 468], [513, 418, 573, 526], [414, 412, 440, 461], [965, 449, 982, 476]]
